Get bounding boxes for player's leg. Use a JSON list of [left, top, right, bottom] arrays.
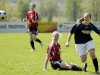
[[29, 32, 35, 50], [60, 61, 87, 71], [89, 50, 99, 72], [60, 61, 71, 70], [75, 44, 87, 62], [33, 27, 43, 47], [87, 41, 99, 73], [74, 44, 87, 71], [35, 38, 43, 47]]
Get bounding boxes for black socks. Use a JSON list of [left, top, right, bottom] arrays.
[[35, 38, 41, 43], [71, 65, 82, 71], [30, 40, 35, 49], [92, 58, 99, 72]]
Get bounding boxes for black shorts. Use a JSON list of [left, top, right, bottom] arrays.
[[51, 60, 70, 70], [51, 60, 62, 70], [28, 27, 38, 35]]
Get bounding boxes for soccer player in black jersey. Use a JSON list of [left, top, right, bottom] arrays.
[[65, 12, 100, 74]]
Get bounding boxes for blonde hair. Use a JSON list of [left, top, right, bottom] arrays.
[[52, 31, 62, 37]]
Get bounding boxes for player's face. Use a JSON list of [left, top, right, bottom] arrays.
[[84, 13, 91, 22], [30, 4, 35, 10], [53, 34, 59, 41]]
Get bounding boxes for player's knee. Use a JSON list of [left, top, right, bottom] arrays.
[[81, 57, 87, 62], [81, 58, 87, 62], [89, 50, 96, 59], [80, 55, 87, 62], [29, 36, 33, 40]]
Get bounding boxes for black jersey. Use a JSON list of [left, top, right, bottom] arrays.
[[70, 22, 100, 44]]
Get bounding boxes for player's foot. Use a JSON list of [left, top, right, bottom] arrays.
[[82, 63, 87, 72], [56, 68, 61, 71], [40, 41, 43, 47], [30, 48, 35, 51], [96, 70, 100, 74]]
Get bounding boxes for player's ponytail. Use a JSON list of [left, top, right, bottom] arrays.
[[77, 17, 84, 23]]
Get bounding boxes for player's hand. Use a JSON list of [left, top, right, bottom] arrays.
[[32, 20, 36, 23], [23, 19, 25, 21], [32, 20, 38, 23], [65, 42, 70, 47], [23, 18, 27, 21]]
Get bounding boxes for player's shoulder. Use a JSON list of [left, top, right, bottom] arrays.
[[49, 42, 54, 47], [27, 11, 31, 13], [73, 22, 82, 27], [47, 42, 54, 50], [76, 22, 82, 25], [89, 22, 94, 25], [57, 43, 60, 46], [35, 10, 40, 14], [34, 10, 37, 13]]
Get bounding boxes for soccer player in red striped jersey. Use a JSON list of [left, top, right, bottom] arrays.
[[43, 31, 87, 71], [23, 3, 43, 51]]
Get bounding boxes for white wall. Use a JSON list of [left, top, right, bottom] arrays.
[[0, 22, 28, 33], [57, 22, 100, 32], [0, 22, 100, 33], [57, 22, 75, 32]]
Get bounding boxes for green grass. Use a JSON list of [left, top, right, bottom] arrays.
[[0, 33, 100, 75]]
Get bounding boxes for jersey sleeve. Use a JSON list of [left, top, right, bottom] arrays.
[[91, 23, 100, 34], [35, 12, 41, 20], [46, 44, 53, 54], [37, 13, 41, 19], [70, 23, 82, 34]]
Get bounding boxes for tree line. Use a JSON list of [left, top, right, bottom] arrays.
[[0, 0, 100, 22]]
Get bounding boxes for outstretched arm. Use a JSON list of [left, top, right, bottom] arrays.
[[65, 33, 72, 47], [91, 23, 100, 36], [43, 54, 50, 70]]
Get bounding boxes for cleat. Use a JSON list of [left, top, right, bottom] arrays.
[[82, 63, 87, 72], [56, 68, 61, 71], [96, 70, 100, 74], [30, 48, 35, 51], [40, 41, 43, 47]]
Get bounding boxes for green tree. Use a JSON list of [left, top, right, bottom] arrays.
[[17, 0, 29, 21], [65, 0, 83, 22], [80, 0, 100, 21], [38, 0, 58, 22]]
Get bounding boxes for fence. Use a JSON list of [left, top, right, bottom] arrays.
[[0, 22, 100, 33]]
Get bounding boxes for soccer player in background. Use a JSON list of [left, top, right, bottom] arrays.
[[43, 31, 87, 71], [65, 12, 100, 74], [23, 3, 43, 51]]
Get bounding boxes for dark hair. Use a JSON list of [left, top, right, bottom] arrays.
[[31, 3, 36, 7]]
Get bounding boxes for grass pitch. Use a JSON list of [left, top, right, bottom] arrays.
[[0, 33, 100, 75]]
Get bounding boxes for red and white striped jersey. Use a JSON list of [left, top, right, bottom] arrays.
[[46, 42, 62, 62], [26, 11, 40, 27]]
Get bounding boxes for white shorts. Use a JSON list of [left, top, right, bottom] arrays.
[[75, 40, 95, 56]]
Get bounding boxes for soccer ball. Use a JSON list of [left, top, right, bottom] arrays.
[[0, 10, 7, 20]]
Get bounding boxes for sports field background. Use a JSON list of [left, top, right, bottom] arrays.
[[0, 33, 100, 75]]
